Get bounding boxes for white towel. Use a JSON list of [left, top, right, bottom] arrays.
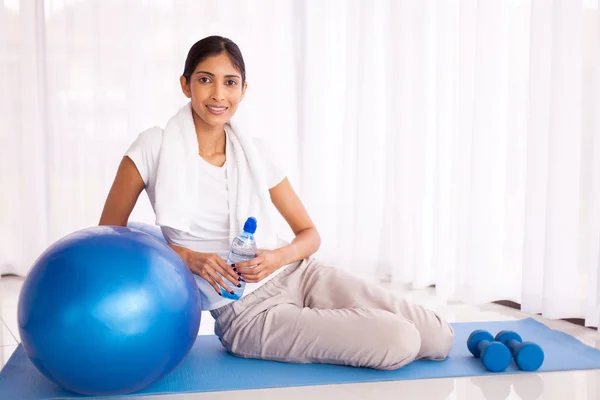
[[154, 102, 279, 250]]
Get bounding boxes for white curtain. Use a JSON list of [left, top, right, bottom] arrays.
[[2, 0, 600, 325], [1, 0, 300, 273]]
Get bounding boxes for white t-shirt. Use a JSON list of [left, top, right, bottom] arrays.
[[125, 126, 287, 310]]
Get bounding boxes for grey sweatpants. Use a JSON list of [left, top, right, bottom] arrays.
[[210, 257, 455, 370]]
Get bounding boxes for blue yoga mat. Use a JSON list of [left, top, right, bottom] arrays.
[[2, 318, 600, 399]]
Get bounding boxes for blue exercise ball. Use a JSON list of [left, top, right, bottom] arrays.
[[17, 225, 202, 396], [126, 221, 168, 244]]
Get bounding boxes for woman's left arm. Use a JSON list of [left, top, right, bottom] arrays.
[[269, 177, 321, 265], [234, 177, 321, 282]]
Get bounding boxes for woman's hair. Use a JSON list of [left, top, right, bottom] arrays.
[[182, 36, 246, 85]]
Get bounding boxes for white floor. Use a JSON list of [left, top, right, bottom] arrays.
[[2, 276, 600, 399]]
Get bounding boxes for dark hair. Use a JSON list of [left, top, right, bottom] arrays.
[[182, 36, 246, 85]]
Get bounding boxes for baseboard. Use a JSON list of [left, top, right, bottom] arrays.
[[492, 300, 596, 330]]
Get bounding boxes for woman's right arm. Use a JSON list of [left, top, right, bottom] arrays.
[[98, 156, 239, 295], [99, 156, 144, 227]]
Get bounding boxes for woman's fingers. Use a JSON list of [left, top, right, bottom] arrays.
[[206, 269, 235, 295], [241, 273, 263, 283], [214, 258, 240, 286], [233, 256, 261, 269], [236, 266, 260, 277], [237, 266, 264, 283], [198, 271, 222, 295]]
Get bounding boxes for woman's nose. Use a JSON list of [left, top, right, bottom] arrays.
[[211, 85, 224, 101]]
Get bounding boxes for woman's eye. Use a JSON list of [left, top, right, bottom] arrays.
[[226, 80, 237, 86], [199, 77, 210, 83]]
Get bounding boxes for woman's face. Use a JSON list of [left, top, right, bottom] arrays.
[[180, 52, 247, 128]]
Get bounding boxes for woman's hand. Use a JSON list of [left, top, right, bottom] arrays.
[[233, 249, 285, 283], [169, 244, 240, 295]]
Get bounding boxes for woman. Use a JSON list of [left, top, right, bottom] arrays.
[[99, 36, 454, 370]]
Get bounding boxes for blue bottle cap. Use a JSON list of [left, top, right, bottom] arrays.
[[243, 217, 257, 234]]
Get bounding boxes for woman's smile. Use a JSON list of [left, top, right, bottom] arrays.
[[206, 104, 228, 115]]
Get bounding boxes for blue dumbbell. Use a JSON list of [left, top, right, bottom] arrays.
[[467, 330, 512, 372], [495, 331, 544, 371]]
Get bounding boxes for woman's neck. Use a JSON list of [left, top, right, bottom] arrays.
[[192, 110, 226, 157]]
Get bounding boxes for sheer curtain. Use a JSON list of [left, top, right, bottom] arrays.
[[2, 0, 599, 324]]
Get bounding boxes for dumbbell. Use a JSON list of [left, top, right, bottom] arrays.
[[495, 331, 544, 371], [467, 330, 512, 372]]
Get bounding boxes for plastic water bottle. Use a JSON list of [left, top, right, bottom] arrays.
[[222, 217, 257, 300]]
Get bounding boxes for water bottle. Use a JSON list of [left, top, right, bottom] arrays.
[[222, 217, 257, 300]]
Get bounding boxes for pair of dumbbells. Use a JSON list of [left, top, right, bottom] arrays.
[[467, 330, 544, 372]]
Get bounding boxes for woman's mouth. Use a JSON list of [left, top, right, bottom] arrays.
[[206, 105, 228, 115]]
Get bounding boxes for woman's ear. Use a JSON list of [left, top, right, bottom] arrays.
[[240, 81, 248, 102], [179, 76, 191, 98]]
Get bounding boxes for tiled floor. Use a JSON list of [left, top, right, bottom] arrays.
[[2, 276, 600, 399]]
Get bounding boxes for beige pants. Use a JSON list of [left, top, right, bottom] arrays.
[[210, 257, 454, 370]]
